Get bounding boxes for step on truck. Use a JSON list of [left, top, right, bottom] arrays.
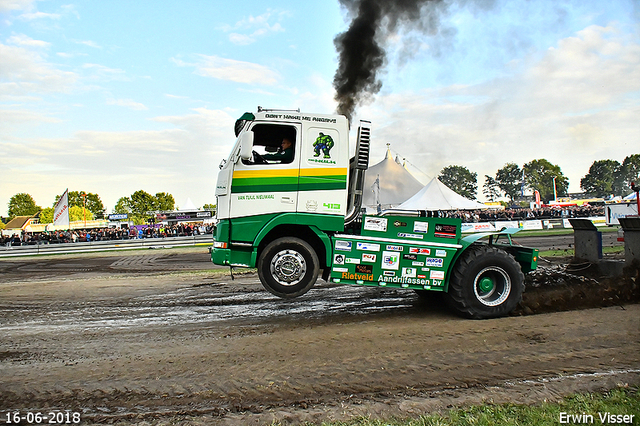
[[211, 107, 539, 319]]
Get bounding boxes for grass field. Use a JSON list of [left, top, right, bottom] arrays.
[[292, 387, 639, 426]]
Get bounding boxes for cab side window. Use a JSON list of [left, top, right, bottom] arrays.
[[243, 124, 296, 165]]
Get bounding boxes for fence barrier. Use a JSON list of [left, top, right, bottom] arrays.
[[0, 234, 213, 258]]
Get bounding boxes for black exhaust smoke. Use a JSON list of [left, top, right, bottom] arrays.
[[333, 0, 449, 122]]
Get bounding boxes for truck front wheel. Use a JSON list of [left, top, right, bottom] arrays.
[[446, 246, 524, 319], [258, 237, 320, 298]]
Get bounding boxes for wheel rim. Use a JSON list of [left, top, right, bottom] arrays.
[[473, 266, 511, 307], [270, 249, 306, 286]]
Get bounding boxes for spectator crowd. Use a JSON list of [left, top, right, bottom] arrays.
[[2, 223, 214, 247], [442, 204, 604, 223], [3, 205, 606, 247]]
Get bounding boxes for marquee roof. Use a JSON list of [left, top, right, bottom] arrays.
[[392, 177, 487, 211], [363, 150, 424, 209]]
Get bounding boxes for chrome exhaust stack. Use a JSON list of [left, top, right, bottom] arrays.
[[344, 121, 370, 226]]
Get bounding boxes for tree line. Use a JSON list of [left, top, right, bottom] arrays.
[[3, 154, 639, 226], [439, 155, 640, 202], [3, 190, 216, 226]]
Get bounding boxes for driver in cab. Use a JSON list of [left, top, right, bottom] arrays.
[[262, 137, 293, 163]]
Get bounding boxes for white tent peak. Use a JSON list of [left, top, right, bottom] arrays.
[[392, 177, 487, 212], [363, 151, 424, 210], [180, 198, 198, 211]]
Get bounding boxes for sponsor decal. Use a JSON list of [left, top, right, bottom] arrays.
[[412, 261, 424, 266], [362, 253, 376, 262], [313, 132, 335, 159], [418, 275, 427, 279], [341, 272, 374, 281], [421, 267, 430, 271], [306, 200, 318, 211], [430, 270, 445, 279], [333, 254, 345, 265], [383, 271, 396, 276], [333, 267, 348, 273], [237, 194, 276, 200], [432, 279, 444, 286], [434, 223, 457, 239], [410, 247, 431, 255], [398, 233, 423, 239], [381, 251, 400, 270], [346, 257, 361, 264], [386, 245, 403, 251], [425, 258, 444, 267], [413, 221, 429, 233], [435, 249, 447, 257], [357, 242, 380, 251], [393, 220, 407, 227], [377, 275, 431, 286], [335, 240, 352, 251], [402, 267, 417, 278], [308, 157, 337, 165], [323, 203, 341, 210], [364, 217, 388, 232], [403, 254, 418, 260], [356, 264, 373, 274]]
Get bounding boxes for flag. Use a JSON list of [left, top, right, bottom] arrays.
[[54, 188, 70, 228]]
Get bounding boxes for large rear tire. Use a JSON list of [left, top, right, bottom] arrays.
[[446, 246, 524, 319], [257, 237, 319, 298]]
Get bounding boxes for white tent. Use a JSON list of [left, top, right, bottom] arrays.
[[363, 149, 424, 210], [180, 198, 198, 211], [391, 177, 487, 211], [624, 192, 637, 200]]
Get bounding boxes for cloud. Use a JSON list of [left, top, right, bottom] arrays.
[[174, 55, 280, 85], [74, 39, 101, 49], [0, 0, 34, 13], [153, 107, 235, 141], [361, 24, 640, 196], [0, 108, 236, 211], [221, 9, 289, 45], [18, 10, 60, 20], [82, 63, 128, 81], [106, 98, 148, 111], [0, 42, 77, 97], [7, 33, 50, 47]]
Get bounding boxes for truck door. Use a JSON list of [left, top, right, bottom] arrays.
[[296, 124, 348, 217], [228, 122, 302, 242]]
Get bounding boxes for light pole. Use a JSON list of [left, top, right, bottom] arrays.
[[553, 177, 557, 202], [632, 182, 640, 216]]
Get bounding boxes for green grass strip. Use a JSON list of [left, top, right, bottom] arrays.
[[283, 387, 639, 426]]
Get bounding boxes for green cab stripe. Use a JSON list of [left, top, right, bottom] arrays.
[[233, 176, 299, 187], [232, 183, 299, 193], [231, 174, 347, 193]]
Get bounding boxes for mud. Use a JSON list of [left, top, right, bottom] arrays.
[[0, 248, 638, 425]]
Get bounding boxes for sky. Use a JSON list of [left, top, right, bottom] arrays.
[[1, 0, 639, 216]]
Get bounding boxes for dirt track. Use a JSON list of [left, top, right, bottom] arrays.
[[1, 248, 639, 425]]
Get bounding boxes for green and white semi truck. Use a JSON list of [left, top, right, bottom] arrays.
[[211, 108, 538, 318]]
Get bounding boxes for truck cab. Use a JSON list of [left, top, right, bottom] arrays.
[[212, 109, 368, 285]]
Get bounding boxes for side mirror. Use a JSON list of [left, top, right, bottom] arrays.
[[239, 132, 254, 160]]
